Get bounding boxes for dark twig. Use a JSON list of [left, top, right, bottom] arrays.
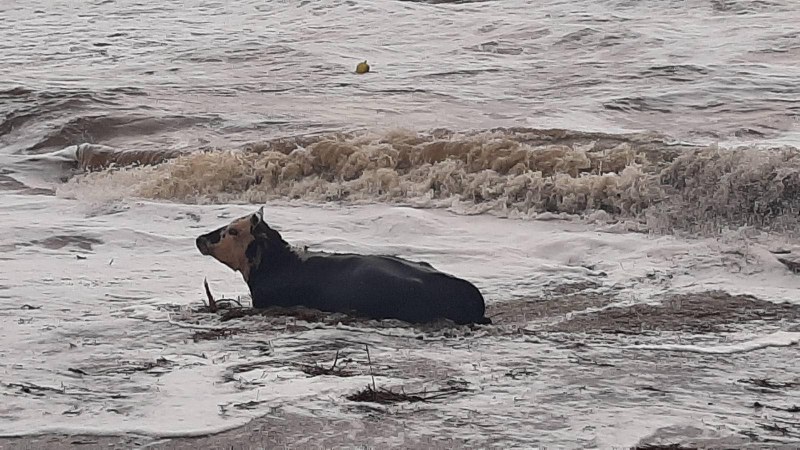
[[365, 344, 376, 391], [331, 350, 339, 372], [220, 308, 261, 321], [347, 345, 472, 404], [753, 401, 800, 413], [346, 384, 470, 404], [8, 382, 65, 396], [634, 445, 698, 450], [298, 350, 354, 377], [203, 277, 217, 313], [216, 298, 243, 309], [192, 327, 239, 342], [233, 400, 269, 410], [758, 422, 793, 436], [739, 378, 800, 389]]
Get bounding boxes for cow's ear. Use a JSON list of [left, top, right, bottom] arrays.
[[250, 206, 264, 227], [250, 206, 272, 237]]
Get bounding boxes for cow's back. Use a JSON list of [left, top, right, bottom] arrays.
[[252, 252, 488, 324], [319, 254, 486, 324]]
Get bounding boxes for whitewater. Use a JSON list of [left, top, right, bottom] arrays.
[[2, 0, 800, 448]]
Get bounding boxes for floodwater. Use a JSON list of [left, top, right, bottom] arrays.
[[2, 0, 800, 448], [2, 0, 799, 157]]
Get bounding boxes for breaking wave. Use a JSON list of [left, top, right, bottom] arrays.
[[59, 128, 800, 236], [22, 143, 185, 171], [24, 114, 207, 153]]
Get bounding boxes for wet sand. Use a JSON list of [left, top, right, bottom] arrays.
[[2, 286, 799, 449]]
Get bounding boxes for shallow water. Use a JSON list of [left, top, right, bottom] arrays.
[[2, 195, 800, 446], [2, 0, 800, 446]]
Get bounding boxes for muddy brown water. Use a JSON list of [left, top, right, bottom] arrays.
[[2, 286, 799, 449], [3, 2, 800, 444]]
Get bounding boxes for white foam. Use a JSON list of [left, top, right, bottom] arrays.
[[55, 131, 800, 238], [622, 331, 800, 354], [28, 144, 82, 163]]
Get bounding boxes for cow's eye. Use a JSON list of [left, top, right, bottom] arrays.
[[228, 228, 239, 236]]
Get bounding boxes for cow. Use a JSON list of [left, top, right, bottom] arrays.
[[195, 207, 491, 325]]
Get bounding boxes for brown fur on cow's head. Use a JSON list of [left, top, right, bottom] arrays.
[[196, 207, 287, 281]]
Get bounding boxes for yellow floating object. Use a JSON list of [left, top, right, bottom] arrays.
[[356, 60, 370, 74]]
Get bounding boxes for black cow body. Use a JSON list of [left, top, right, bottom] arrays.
[[251, 249, 489, 325], [196, 208, 490, 325]]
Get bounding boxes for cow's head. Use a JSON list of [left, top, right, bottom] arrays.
[[196, 207, 287, 281]]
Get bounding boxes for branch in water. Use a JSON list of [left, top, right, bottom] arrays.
[[203, 277, 218, 312]]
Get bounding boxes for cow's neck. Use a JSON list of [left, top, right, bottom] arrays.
[[245, 236, 299, 282]]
